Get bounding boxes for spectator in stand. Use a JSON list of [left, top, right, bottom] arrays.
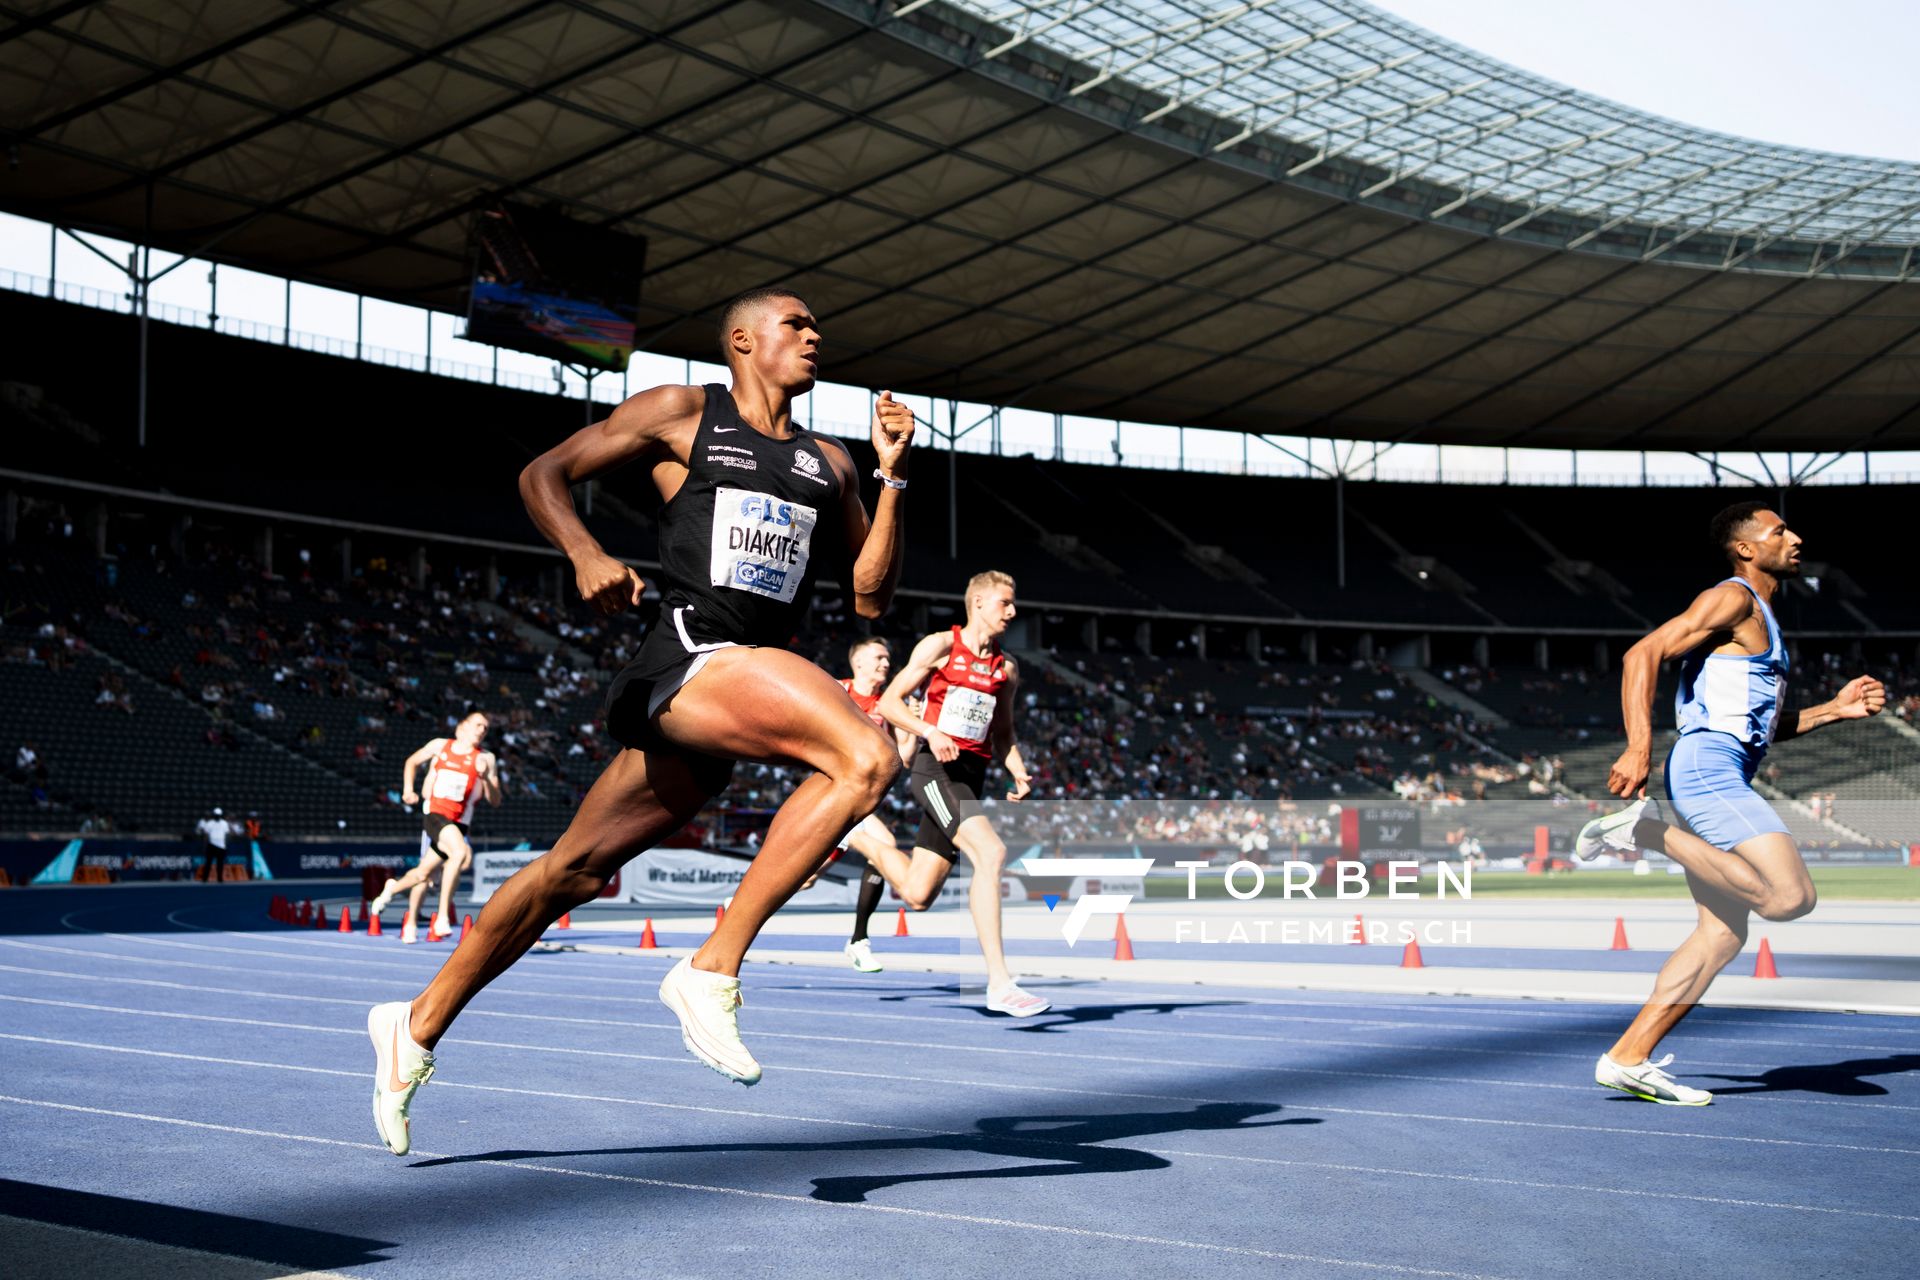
[[13, 742, 45, 783]]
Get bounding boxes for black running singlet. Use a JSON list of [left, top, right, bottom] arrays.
[[653, 384, 848, 648]]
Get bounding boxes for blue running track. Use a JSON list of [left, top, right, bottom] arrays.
[[2, 885, 1916, 1279]]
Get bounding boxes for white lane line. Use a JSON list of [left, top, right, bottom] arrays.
[[74, 903, 1920, 1028], [766, 977, 1920, 1040], [125, 931, 1920, 1051], [0, 1093, 1510, 1279], [0, 1034, 909, 1133], [13, 949, 1907, 1077], [50, 929, 1920, 1046], [7, 1039, 1917, 1228], [2, 990, 1914, 1153], [1081, 986, 1920, 1034], [7, 1043, 1912, 1228], [10, 962, 1911, 1111], [0, 963, 1822, 1080]]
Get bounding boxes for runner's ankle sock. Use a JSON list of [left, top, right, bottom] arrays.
[[850, 871, 885, 943]]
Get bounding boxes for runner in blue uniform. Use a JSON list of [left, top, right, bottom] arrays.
[[1576, 502, 1884, 1104]]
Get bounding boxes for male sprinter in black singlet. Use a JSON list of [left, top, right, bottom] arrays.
[[366, 287, 913, 1156]]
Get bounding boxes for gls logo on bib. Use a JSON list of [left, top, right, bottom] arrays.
[[710, 488, 817, 604]]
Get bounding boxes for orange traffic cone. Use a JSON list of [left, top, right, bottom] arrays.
[[367, 910, 382, 937], [1349, 913, 1367, 945], [1401, 939, 1424, 969], [460, 914, 473, 942], [337, 906, 351, 932], [1754, 938, 1779, 979], [557, 912, 572, 930], [894, 907, 910, 937], [357, 899, 368, 927], [639, 918, 657, 949], [1113, 913, 1135, 961], [1610, 917, 1630, 951], [297, 900, 311, 924]]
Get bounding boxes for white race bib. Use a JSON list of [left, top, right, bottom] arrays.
[[936, 685, 996, 741], [432, 768, 470, 800], [710, 487, 817, 604]]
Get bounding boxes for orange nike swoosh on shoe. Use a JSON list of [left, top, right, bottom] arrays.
[[388, 1024, 409, 1093]]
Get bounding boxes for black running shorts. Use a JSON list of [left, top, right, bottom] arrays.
[[603, 625, 739, 796], [421, 814, 469, 855], [909, 747, 990, 860]]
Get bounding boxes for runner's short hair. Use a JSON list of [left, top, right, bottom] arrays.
[[1710, 501, 1771, 567], [965, 570, 1015, 612], [847, 635, 889, 665], [717, 287, 805, 364]]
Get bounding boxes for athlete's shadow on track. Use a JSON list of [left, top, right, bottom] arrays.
[[979, 999, 1249, 1033], [411, 1100, 1316, 1203], [802, 982, 1249, 1032], [1697, 1052, 1920, 1098]]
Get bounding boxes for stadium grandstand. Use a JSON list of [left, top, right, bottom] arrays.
[[2, 4, 1917, 1279]]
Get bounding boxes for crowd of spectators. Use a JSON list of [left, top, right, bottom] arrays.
[[14, 506, 1915, 847]]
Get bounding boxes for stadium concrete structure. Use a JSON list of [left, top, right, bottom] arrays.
[[4, 10, 1920, 1280], [6, 0, 1919, 459]]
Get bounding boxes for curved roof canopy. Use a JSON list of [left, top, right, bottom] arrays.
[[6, 0, 1919, 451], [949, 0, 1920, 259]]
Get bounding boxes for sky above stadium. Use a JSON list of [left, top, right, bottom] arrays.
[[1374, 0, 1920, 162]]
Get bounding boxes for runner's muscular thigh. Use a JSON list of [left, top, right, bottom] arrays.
[[655, 647, 893, 772], [1729, 831, 1812, 895]]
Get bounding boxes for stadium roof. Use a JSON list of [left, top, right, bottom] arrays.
[[7, 0, 1920, 452]]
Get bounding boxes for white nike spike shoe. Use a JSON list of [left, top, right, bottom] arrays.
[[368, 1001, 436, 1154], [659, 958, 762, 1085], [1595, 1052, 1712, 1105], [1576, 796, 1658, 861]]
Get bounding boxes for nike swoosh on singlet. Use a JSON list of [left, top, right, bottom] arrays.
[[712, 426, 738, 433]]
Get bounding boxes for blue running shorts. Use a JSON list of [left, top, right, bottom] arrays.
[[1663, 730, 1790, 851]]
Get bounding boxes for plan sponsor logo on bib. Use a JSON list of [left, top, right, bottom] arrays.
[[710, 487, 816, 604], [936, 686, 996, 741]]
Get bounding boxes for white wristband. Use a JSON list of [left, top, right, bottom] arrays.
[[872, 468, 908, 491]]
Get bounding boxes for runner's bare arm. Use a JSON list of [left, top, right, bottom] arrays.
[[401, 739, 444, 805], [518, 384, 705, 615], [988, 663, 1032, 802], [1607, 584, 1750, 798], [1776, 676, 1886, 742], [878, 631, 958, 761], [827, 391, 914, 619], [478, 751, 503, 805]]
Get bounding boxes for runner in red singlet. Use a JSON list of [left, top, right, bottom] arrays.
[[811, 636, 917, 972], [372, 712, 500, 942], [871, 570, 1049, 1015]]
